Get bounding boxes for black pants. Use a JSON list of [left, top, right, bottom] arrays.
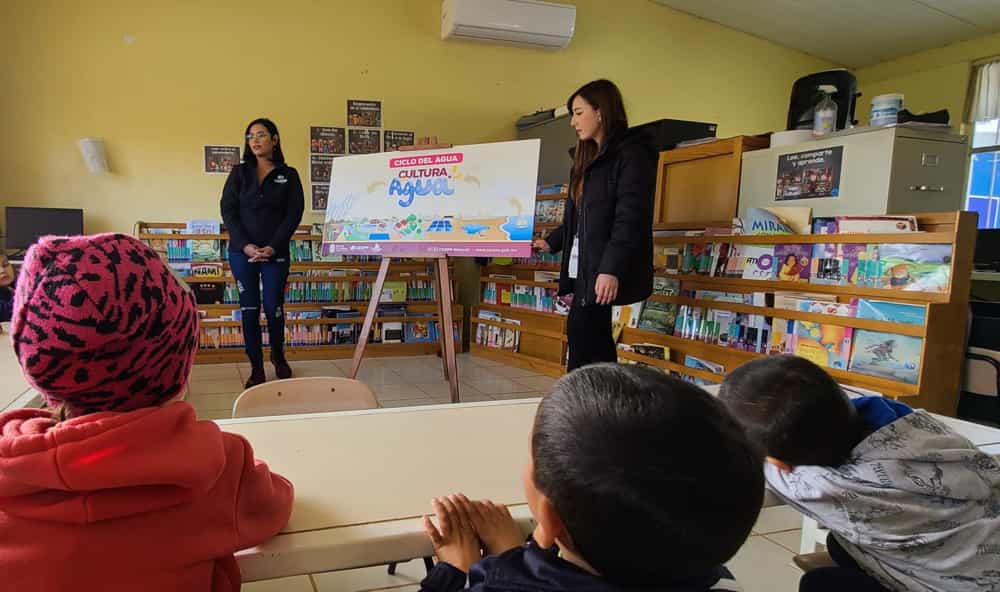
[[229, 252, 290, 365], [566, 300, 616, 371], [799, 534, 890, 592]]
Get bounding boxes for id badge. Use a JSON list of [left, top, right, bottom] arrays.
[[568, 237, 580, 279]]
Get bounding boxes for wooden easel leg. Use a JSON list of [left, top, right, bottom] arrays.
[[351, 256, 392, 379], [435, 259, 450, 382], [436, 257, 460, 403]]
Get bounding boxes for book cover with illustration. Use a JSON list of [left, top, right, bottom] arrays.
[[683, 355, 725, 386], [535, 200, 564, 225], [379, 281, 408, 302], [856, 299, 927, 326], [637, 300, 677, 334], [774, 244, 811, 282], [876, 244, 952, 292], [653, 277, 680, 296], [744, 208, 795, 235], [191, 239, 221, 262], [848, 330, 923, 385], [795, 299, 856, 317], [810, 242, 867, 285], [742, 245, 776, 280], [769, 318, 794, 355], [631, 343, 669, 360], [793, 321, 853, 370], [835, 216, 917, 234], [655, 245, 682, 274], [612, 303, 644, 342], [405, 313, 435, 344], [723, 244, 745, 278]]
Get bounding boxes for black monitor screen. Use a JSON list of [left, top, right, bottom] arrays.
[[5, 207, 84, 249]]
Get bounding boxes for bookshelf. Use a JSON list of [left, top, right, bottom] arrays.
[[136, 221, 463, 364], [470, 189, 568, 377], [626, 211, 974, 415]]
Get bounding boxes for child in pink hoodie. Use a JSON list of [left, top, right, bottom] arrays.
[[0, 234, 294, 592]]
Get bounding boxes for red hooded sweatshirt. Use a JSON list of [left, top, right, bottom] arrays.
[[0, 402, 294, 591]]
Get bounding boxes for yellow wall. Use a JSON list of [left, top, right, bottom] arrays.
[[855, 32, 1000, 126], [1, 0, 832, 235]]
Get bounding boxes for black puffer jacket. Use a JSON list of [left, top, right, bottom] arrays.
[[545, 128, 656, 306]]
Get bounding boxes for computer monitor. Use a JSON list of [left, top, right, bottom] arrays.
[[974, 228, 1000, 271], [5, 207, 84, 249]]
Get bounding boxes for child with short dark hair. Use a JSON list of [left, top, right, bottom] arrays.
[[420, 363, 765, 592], [0, 234, 293, 591], [719, 355, 1000, 592]]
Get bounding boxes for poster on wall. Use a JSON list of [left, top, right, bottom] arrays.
[[203, 145, 241, 174], [349, 129, 381, 154], [321, 139, 541, 257], [310, 126, 345, 154], [311, 154, 334, 183], [384, 130, 415, 152], [347, 100, 382, 127], [312, 184, 329, 212], [775, 146, 843, 200]]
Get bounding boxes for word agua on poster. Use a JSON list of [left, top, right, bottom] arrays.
[[321, 139, 540, 257]]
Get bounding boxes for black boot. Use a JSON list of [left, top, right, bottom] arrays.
[[272, 352, 292, 380], [245, 360, 266, 389]]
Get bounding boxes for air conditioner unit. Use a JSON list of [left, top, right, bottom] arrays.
[[441, 0, 576, 50]]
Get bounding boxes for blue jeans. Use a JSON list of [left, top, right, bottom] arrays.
[[228, 252, 290, 364]]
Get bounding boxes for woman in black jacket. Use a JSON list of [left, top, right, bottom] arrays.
[[534, 80, 655, 371], [220, 118, 305, 387]]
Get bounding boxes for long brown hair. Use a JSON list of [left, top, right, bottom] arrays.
[[567, 79, 628, 206]]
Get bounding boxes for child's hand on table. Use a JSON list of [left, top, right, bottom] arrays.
[[466, 497, 525, 556], [423, 494, 481, 573]]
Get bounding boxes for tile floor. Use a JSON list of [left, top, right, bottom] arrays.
[[187, 354, 807, 592]]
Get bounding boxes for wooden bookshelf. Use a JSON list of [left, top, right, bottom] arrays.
[[137, 221, 463, 364], [470, 248, 568, 377], [632, 211, 975, 415]]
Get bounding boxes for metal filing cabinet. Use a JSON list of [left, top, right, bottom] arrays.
[[738, 125, 968, 218]]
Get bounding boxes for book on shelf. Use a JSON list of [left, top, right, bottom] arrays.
[[191, 239, 222, 262], [191, 262, 224, 278], [683, 355, 725, 386], [792, 321, 853, 370], [769, 318, 794, 355], [721, 244, 745, 278], [744, 208, 795, 235], [848, 330, 923, 385], [654, 245, 682, 274], [773, 291, 837, 310], [873, 243, 952, 292], [502, 318, 521, 351], [637, 300, 677, 335], [834, 215, 917, 233], [535, 200, 565, 225], [810, 242, 866, 286], [762, 206, 812, 234], [652, 277, 680, 296], [856, 299, 926, 326], [379, 280, 408, 303], [533, 270, 560, 282], [191, 281, 226, 305], [612, 302, 644, 342], [169, 262, 192, 278], [774, 244, 812, 282], [554, 294, 573, 316], [185, 220, 221, 234], [742, 245, 776, 280]]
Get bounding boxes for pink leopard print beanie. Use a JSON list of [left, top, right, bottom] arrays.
[[11, 233, 199, 416]]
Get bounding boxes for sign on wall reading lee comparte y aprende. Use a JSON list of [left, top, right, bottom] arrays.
[[321, 139, 540, 257]]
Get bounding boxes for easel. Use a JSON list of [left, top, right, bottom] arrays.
[[349, 254, 460, 403]]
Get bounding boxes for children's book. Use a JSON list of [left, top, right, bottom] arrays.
[[763, 206, 812, 234], [745, 208, 795, 235], [612, 302, 644, 342], [875, 244, 952, 292], [793, 321, 853, 370], [856, 299, 927, 326], [683, 355, 725, 386], [774, 244, 811, 282], [191, 262, 224, 277], [637, 300, 677, 334], [379, 281, 408, 302], [185, 220, 221, 234], [655, 245, 682, 274], [631, 343, 669, 360], [769, 318, 794, 355], [723, 244, 745, 278], [834, 215, 917, 234], [653, 277, 680, 296], [795, 298, 856, 317], [405, 312, 435, 344], [742, 245, 776, 280], [191, 239, 221, 262], [848, 330, 923, 385]]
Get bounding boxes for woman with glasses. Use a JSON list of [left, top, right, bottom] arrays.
[[220, 117, 304, 387]]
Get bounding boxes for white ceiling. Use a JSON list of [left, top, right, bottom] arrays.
[[653, 0, 1000, 68]]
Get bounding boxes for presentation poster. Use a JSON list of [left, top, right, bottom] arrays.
[[321, 139, 540, 257]]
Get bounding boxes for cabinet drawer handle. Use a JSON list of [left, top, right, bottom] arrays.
[[909, 185, 944, 192]]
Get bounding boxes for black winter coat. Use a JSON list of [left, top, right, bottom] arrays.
[[220, 162, 305, 259], [545, 128, 656, 306]]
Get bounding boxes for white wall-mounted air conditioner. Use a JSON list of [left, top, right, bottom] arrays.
[[441, 0, 576, 50]]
